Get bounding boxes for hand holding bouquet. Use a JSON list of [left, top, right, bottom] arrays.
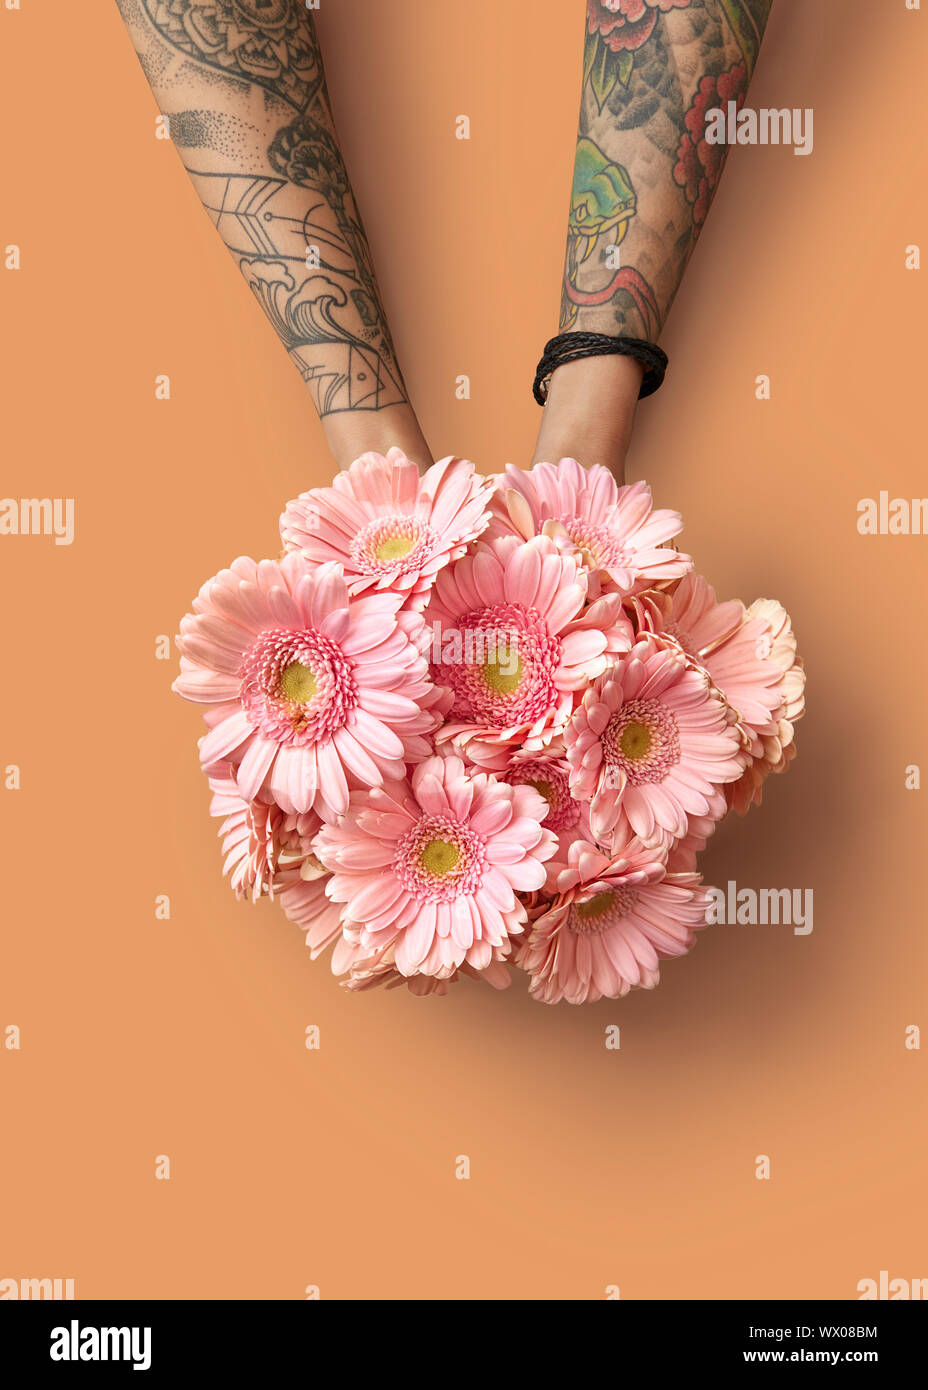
[[175, 450, 804, 1004]]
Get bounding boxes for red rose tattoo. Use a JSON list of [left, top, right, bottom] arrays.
[[673, 61, 748, 228], [586, 0, 693, 54]]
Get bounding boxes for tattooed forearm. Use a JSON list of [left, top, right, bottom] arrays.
[[115, 0, 406, 417], [139, 0, 323, 111], [560, 0, 773, 340]]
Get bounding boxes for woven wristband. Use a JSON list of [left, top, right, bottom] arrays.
[[533, 331, 668, 406]]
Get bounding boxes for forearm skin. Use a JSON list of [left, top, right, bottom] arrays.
[[562, 0, 773, 339], [536, 0, 773, 479], [114, 0, 431, 469]]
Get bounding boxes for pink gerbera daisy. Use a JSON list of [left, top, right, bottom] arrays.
[[280, 449, 493, 611], [727, 598, 806, 814], [208, 765, 323, 899], [641, 573, 786, 744], [313, 754, 557, 978], [425, 534, 631, 769], [277, 874, 361, 974], [565, 639, 744, 845], [343, 950, 511, 996], [516, 827, 707, 1004], [206, 765, 357, 970], [668, 812, 718, 872], [499, 754, 581, 833], [636, 580, 807, 814], [487, 459, 691, 593], [174, 556, 435, 821]]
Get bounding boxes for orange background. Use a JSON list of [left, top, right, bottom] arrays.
[[1, 0, 925, 1300]]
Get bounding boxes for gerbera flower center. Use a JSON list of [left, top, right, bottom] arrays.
[[575, 891, 615, 922], [375, 535, 416, 563], [396, 814, 487, 903], [241, 626, 357, 748], [619, 720, 651, 760], [569, 886, 639, 934], [279, 661, 318, 704], [431, 604, 561, 729], [350, 515, 437, 577], [601, 697, 680, 785], [419, 838, 461, 876], [502, 757, 580, 831], [481, 642, 523, 696]]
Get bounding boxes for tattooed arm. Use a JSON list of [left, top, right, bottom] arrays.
[[114, 0, 431, 470], [533, 0, 772, 477]]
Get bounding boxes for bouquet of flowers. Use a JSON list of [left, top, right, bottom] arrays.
[[175, 450, 805, 1004]]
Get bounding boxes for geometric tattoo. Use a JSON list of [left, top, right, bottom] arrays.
[[140, 0, 324, 111], [123, 0, 407, 416], [191, 167, 404, 414]]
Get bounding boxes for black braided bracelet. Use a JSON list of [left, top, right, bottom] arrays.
[[533, 332, 668, 406]]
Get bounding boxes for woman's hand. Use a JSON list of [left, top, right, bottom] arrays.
[[531, 354, 643, 483], [323, 404, 433, 475], [533, 1, 772, 482]]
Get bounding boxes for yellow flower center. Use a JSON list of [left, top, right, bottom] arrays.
[[279, 661, 318, 704], [481, 642, 523, 696], [575, 891, 614, 922], [620, 720, 651, 760], [527, 778, 554, 805], [419, 838, 460, 877], [375, 535, 416, 563]]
